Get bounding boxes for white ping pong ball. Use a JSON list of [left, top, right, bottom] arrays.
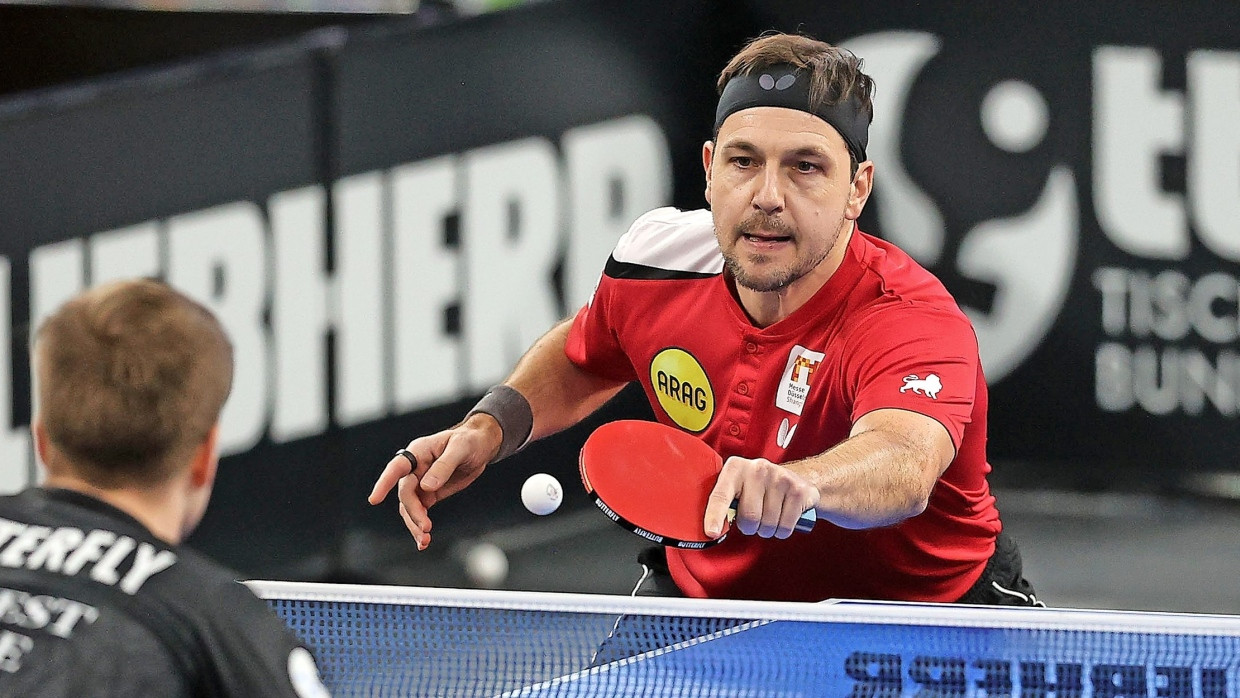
[[462, 542, 508, 588], [521, 473, 562, 516]]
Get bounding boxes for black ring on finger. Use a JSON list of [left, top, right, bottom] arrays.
[[395, 449, 417, 468]]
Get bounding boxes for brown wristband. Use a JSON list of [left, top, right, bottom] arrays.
[[465, 385, 534, 462]]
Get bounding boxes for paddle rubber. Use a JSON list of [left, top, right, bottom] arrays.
[[579, 420, 816, 549]]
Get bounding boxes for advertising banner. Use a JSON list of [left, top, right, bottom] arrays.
[[0, 35, 344, 571]]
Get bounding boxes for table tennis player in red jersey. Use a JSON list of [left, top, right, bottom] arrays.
[[371, 32, 1043, 607]]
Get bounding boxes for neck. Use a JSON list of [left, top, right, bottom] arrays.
[[736, 222, 854, 327], [43, 472, 187, 544]]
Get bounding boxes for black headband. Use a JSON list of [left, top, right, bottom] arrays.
[[714, 65, 869, 163]]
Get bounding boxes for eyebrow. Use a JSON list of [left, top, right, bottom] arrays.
[[717, 139, 760, 155], [718, 139, 834, 161], [788, 145, 833, 160]]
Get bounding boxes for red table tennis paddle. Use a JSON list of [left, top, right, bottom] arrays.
[[579, 420, 816, 549]]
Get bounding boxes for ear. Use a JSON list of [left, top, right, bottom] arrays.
[[188, 424, 221, 490], [702, 140, 715, 205], [30, 417, 49, 469], [845, 161, 875, 221]]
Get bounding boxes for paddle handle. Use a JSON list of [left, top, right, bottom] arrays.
[[794, 507, 818, 532], [727, 500, 817, 533]]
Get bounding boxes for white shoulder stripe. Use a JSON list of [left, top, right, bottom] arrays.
[[611, 207, 724, 275]]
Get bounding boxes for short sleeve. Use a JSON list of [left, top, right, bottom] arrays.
[[843, 302, 980, 449], [565, 206, 718, 385], [564, 269, 639, 383]]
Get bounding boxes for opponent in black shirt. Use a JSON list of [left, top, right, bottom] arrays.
[[0, 279, 329, 697], [0, 488, 327, 697]]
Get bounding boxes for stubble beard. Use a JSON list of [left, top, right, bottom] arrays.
[[722, 210, 842, 293]]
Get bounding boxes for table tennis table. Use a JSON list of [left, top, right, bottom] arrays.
[[250, 581, 1240, 698]]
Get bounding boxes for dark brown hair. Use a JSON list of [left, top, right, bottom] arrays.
[[718, 33, 875, 173], [718, 33, 875, 119]]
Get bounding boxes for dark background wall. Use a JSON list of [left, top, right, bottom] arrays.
[[0, 5, 427, 97]]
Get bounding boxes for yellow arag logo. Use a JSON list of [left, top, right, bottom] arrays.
[[650, 348, 714, 432]]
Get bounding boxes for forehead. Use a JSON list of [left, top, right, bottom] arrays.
[[716, 106, 849, 157]]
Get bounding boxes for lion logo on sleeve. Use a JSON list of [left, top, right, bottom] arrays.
[[900, 373, 943, 399]]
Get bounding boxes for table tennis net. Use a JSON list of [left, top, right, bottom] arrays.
[[249, 580, 1240, 698]]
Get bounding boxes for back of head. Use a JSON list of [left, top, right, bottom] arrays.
[[33, 279, 234, 488], [717, 32, 875, 125]]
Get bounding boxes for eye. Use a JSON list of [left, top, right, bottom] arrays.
[[795, 161, 820, 173], [731, 156, 754, 168]]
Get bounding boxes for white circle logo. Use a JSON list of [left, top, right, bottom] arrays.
[[287, 647, 330, 698]]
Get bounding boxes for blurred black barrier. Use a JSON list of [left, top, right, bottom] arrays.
[[0, 5, 428, 97]]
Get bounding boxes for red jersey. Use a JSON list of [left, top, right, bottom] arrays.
[[566, 207, 1001, 602]]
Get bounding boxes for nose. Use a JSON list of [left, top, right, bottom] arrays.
[[752, 167, 784, 214]]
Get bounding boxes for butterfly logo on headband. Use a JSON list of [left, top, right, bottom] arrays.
[[758, 73, 797, 91]]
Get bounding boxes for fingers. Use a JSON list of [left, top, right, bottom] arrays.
[[373, 424, 497, 551], [420, 432, 477, 492], [368, 452, 414, 505], [703, 485, 737, 539], [398, 475, 436, 550], [707, 457, 818, 540], [370, 431, 452, 506], [769, 491, 808, 540], [734, 484, 768, 537], [370, 438, 434, 505], [369, 434, 449, 551]]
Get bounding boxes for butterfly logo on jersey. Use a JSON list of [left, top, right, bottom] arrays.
[[776, 345, 825, 416], [776, 417, 798, 449]]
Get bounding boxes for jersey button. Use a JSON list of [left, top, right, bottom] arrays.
[[744, 341, 758, 354], [727, 423, 741, 436], [736, 382, 749, 395]]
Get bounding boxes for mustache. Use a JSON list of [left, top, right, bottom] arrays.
[[735, 211, 796, 238]]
